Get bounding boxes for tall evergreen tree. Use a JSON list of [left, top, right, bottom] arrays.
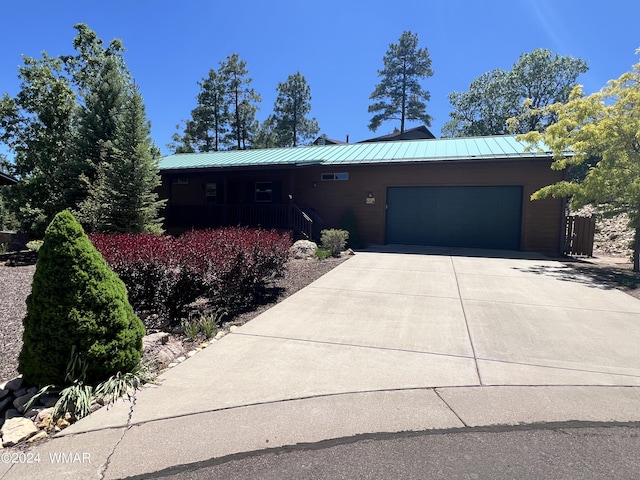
[[219, 53, 261, 149], [73, 55, 126, 228], [272, 72, 319, 147], [169, 120, 197, 153], [171, 69, 228, 153], [195, 69, 228, 151], [99, 86, 165, 233], [368, 31, 434, 133]]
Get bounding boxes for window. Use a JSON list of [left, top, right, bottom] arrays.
[[172, 177, 189, 185], [205, 183, 217, 197], [321, 172, 349, 181], [255, 182, 273, 202]]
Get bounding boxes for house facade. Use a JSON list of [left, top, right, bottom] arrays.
[[158, 135, 565, 254]]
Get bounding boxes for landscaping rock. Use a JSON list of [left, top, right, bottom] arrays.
[[0, 388, 9, 400], [27, 431, 48, 443], [39, 394, 59, 408], [13, 391, 36, 413], [143, 334, 185, 370], [0, 397, 12, 413], [12, 387, 27, 398], [35, 409, 54, 431], [1, 417, 38, 447], [290, 240, 318, 259], [2, 377, 24, 392], [4, 409, 20, 420]]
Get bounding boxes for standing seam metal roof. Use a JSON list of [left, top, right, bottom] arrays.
[[159, 135, 550, 171]]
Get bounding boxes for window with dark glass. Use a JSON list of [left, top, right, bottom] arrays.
[[321, 172, 349, 181], [255, 182, 273, 202]]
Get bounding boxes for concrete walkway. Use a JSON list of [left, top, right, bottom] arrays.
[[4, 246, 640, 479]]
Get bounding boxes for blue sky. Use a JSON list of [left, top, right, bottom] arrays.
[[1, 0, 639, 156]]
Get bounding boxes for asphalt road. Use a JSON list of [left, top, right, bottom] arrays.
[[125, 424, 640, 480]]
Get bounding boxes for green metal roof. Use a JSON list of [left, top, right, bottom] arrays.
[[159, 135, 550, 171]]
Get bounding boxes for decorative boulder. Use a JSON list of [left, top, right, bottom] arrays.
[[289, 240, 318, 260]]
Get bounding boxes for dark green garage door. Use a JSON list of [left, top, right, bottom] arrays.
[[386, 186, 523, 250]]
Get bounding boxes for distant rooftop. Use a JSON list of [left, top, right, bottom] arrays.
[[159, 135, 551, 171], [0, 171, 16, 186], [359, 125, 436, 143]]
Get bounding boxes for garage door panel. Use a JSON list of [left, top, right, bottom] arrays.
[[386, 186, 522, 250]]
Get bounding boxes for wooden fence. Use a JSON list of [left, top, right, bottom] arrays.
[[564, 215, 596, 256]]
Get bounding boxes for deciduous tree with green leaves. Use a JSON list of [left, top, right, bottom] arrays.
[[368, 31, 433, 133], [271, 72, 319, 147], [444, 49, 588, 137], [0, 24, 164, 236], [518, 54, 640, 270], [0, 55, 77, 236]]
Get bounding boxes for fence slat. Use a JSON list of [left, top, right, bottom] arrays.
[[565, 216, 595, 256]]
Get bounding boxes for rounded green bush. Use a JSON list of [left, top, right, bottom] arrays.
[[18, 211, 146, 386]]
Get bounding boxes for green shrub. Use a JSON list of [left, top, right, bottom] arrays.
[[320, 229, 349, 257], [18, 210, 146, 387], [315, 247, 332, 260], [199, 311, 224, 339], [182, 318, 200, 342], [26, 240, 44, 252]]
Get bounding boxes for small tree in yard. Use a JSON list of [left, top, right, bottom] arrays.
[[517, 53, 640, 271], [18, 210, 145, 386]]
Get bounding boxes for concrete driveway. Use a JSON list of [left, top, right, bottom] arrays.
[[9, 246, 640, 480]]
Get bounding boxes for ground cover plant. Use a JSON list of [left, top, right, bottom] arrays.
[[90, 227, 292, 326]]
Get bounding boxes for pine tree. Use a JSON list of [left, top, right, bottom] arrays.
[[18, 211, 145, 386], [368, 31, 433, 133], [98, 86, 165, 233], [272, 72, 319, 147], [220, 54, 261, 149]]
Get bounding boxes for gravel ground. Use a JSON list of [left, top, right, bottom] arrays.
[[0, 259, 35, 384], [0, 254, 346, 384]]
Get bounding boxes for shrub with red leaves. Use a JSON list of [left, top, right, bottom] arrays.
[[179, 228, 292, 311], [90, 228, 292, 323]]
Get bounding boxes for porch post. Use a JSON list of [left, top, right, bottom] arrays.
[[223, 176, 228, 226], [288, 169, 295, 230]]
